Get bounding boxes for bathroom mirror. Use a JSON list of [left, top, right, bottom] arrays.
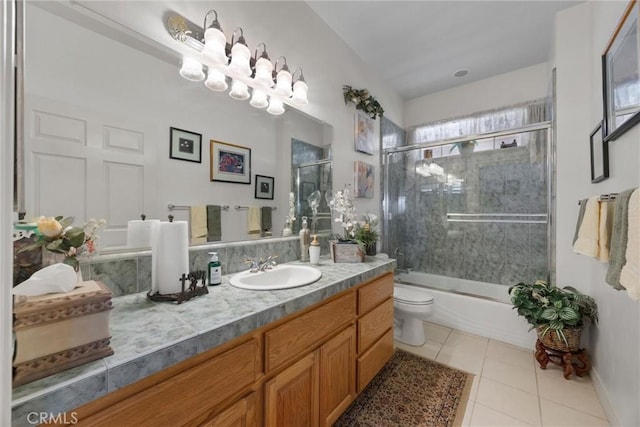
[[20, 1, 331, 250], [291, 140, 333, 235], [602, 0, 640, 141]]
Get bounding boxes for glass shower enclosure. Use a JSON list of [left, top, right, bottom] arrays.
[[383, 123, 551, 302]]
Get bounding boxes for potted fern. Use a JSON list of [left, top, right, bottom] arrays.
[[508, 280, 598, 352]]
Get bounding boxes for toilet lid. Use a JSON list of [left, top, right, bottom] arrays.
[[394, 285, 434, 304]]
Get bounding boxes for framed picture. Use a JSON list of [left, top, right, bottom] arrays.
[[354, 160, 374, 199], [210, 140, 251, 184], [255, 175, 274, 199], [590, 121, 609, 183], [602, 0, 640, 142], [169, 127, 202, 163], [354, 111, 375, 155]]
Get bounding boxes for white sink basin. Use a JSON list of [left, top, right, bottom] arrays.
[[229, 265, 322, 290]]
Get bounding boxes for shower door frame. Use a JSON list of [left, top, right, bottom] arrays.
[[382, 121, 553, 284]]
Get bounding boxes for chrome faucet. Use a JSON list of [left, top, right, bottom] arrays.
[[245, 255, 278, 273]]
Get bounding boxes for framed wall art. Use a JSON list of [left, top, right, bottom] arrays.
[[354, 111, 375, 155], [590, 121, 609, 183], [602, 0, 640, 141], [255, 175, 274, 199], [210, 140, 251, 184], [169, 127, 202, 163], [354, 160, 374, 198]]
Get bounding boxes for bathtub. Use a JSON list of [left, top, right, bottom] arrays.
[[394, 271, 536, 349]]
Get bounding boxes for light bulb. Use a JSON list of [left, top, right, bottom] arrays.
[[253, 57, 274, 88], [229, 80, 250, 100], [228, 42, 252, 77], [179, 57, 205, 82], [275, 68, 293, 97], [203, 27, 228, 66], [205, 69, 228, 91], [292, 80, 309, 105], [267, 97, 285, 115], [250, 89, 268, 109]]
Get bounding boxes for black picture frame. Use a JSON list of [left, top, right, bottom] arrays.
[[210, 140, 251, 184], [602, 0, 640, 142], [255, 175, 274, 199], [590, 121, 609, 183], [169, 127, 202, 163]]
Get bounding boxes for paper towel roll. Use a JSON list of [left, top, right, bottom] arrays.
[[151, 220, 189, 295], [126, 219, 160, 248]]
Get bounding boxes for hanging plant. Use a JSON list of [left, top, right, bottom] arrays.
[[342, 85, 384, 120]]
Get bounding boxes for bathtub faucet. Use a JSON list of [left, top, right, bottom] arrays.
[[395, 267, 413, 275]]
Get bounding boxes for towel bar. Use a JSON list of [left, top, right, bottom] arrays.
[[168, 204, 230, 211], [577, 193, 618, 205], [235, 206, 277, 210]]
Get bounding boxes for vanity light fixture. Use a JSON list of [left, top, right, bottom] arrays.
[[167, 10, 309, 115]]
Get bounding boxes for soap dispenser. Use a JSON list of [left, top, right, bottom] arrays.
[[309, 235, 320, 265], [208, 252, 222, 286], [299, 216, 310, 262]]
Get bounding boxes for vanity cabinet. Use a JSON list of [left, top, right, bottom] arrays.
[[64, 272, 393, 427]]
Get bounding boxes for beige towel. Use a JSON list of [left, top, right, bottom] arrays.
[[620, 189, 639, 300], [190, 205, 208, 245], [573, 197, 599, 257], [247, 206, 261, 240], [597, 201, 612, 262]]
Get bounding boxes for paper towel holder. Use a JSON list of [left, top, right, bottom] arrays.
[[147, 270, 209, 304], [168, 215, 174, 222]]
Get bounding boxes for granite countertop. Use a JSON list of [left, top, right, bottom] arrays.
[[11, 255, 396, 426]]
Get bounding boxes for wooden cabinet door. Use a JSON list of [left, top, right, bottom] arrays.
[[319, 326, 356, 427], [200, 392, 257, 427], [264, 351, 319, 427]]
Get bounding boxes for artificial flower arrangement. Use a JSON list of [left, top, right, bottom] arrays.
[[342, 85, 385, 120], [19, 216, 106, 271], [328, 185, 357, 241]]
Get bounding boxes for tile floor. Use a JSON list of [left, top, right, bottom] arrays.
[[394, 321, 610, 427]]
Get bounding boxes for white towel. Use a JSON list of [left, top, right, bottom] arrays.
[[190, 205, 208, 245], [620, 189, 639, 300], [573, 197, 600, 257], [247, 206, 261, 240]]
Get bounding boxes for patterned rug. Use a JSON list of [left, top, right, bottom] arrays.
[[334, 349, 473, 427]]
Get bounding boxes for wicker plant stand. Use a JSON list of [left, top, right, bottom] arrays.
[[534, 327, 590, 380]]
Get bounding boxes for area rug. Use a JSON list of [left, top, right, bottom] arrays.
[[334, 349, 474, 427]]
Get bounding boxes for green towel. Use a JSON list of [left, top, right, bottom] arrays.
[[573, 199, 588, 245], [206, 205, 222, 242], [261, 206, 272, 237], [606, 189, 635, 290]]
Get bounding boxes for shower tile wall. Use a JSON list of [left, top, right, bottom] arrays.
[[388, 131, 548, 288]]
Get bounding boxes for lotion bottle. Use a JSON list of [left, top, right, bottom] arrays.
[[299, 216, 310, 261], [309, 235, 320, 265], [208, 252, 222, 286]]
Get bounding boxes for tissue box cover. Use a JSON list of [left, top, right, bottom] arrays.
[[12, 280, 113, 387]]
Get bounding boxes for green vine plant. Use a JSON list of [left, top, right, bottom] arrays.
[[342, 85, 384, 120]]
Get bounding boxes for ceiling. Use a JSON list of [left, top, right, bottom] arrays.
[[307, 1, 581, 100]]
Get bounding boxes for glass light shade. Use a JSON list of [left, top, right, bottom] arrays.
[[253, 57, 274, 88], [204, 69, 228, 91], [267, 97, 285, 115], [250, 89, 268, 109], [274, 69, 293, 97], [203, 28, 228, 66], [228, 43, 252, 77], [229, 80, 250, 100], [179, 57, 205, 81], [292, 80, 309, 105]]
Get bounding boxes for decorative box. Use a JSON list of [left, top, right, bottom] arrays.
[[13, 280, 114, 387], [330, 240, 365, 263]]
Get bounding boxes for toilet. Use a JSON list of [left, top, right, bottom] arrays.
[[393, 283, 435, 346]]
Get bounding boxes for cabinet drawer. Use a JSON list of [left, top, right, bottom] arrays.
[[265, 292, 355, 373], [200, 392, 257, 427], [357, 298, 394, 353], [357, 329, 393, 393], [357, 273, 393, 315], [80, 338, 260, 426]]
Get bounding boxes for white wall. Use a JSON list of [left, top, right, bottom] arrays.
[[404, 62, 550, 128], [555, 3, 639, 426]]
